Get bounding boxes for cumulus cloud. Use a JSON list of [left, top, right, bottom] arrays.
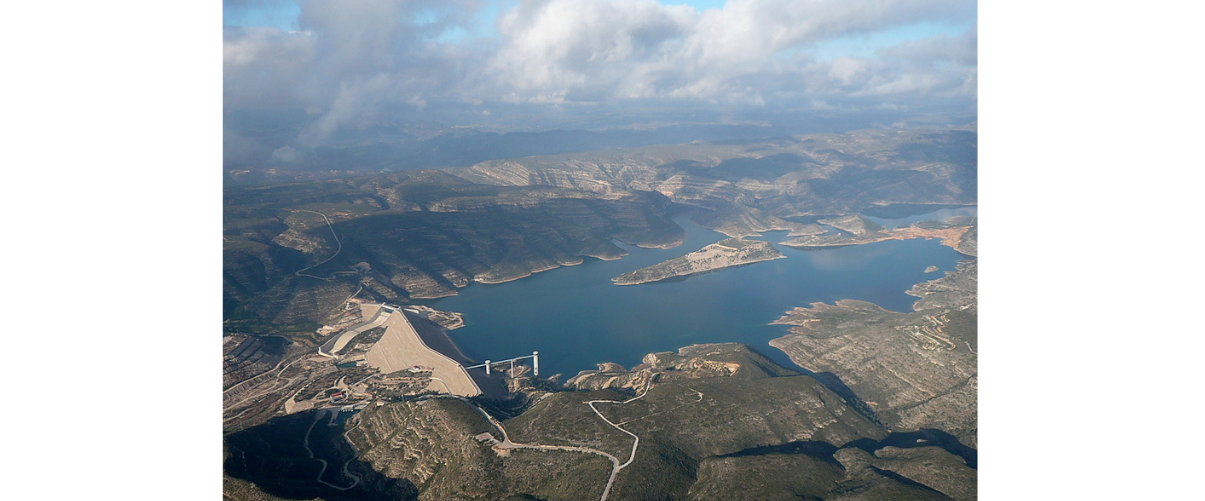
[[484, 0, 698, 101], [223, 0, 977, 145], [475, 0, 974, 104], [685, 0, 957, 65]]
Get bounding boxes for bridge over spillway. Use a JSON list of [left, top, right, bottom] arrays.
[[465, 352, 539, 377]]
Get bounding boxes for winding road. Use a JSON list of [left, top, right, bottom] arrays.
[[285, 209, 357, 282], [470, 383, 673, 501], [303, 409, 362, 491], [322, 384, 704, 500], [586, 394, 643, 500], [223, 355, 309, 407], [586, 385, 703, 500]]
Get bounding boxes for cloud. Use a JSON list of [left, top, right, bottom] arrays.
[[297, 73, 395, 144], [270, 145, 302, 162], [297, 0, 409, 74], [483, 0, 699, 101], [223, 0, 977, 146], [684, 0, 962, 65], [223, 26, 315, 109], [225, 0, 488, 144], [877, 25, 977, 67], [474, 0, 974, 103]]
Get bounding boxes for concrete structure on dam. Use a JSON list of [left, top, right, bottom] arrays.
[[361, 305, 482, 397]]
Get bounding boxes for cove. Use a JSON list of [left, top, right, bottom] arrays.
[[423, 212, 969, 379]]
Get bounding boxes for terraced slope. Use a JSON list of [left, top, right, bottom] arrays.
[[771, 260, 978, 448]]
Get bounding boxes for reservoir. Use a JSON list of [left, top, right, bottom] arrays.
[[424, 208, 972, 379]]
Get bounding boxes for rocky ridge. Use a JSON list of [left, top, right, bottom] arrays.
[[450, 128, 977, 231]]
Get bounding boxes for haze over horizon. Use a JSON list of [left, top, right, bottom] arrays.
[[224, 0, 977, 168]]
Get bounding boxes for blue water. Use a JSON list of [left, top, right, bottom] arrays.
[[424, 213, 967, 379]]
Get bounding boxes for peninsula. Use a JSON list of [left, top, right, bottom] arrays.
[[780, 215, 978, 257], [612, 238, 784, 285]]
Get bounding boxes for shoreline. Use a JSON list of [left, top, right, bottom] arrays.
[[434, 229, 689, 288], [780, 225, 975, 256]]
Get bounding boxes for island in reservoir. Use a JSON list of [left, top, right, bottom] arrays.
[[612, 238, 785, 285]]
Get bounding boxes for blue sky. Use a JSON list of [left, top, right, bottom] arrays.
[[223, 1, 302, 31], [810, 19, 973, 60], [224, 1, 972, 60], [223, 1, 730, 31]]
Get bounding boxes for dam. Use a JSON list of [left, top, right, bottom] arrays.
[[326, 303, 485, 397]]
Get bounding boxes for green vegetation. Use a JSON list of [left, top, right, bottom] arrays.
[[604, 377, 883, 459], [504, 389, 636, 458], [688, 453, 843, 500], [347, 398, 613, 500]]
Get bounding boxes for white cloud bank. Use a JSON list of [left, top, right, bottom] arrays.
[[224, 0, 976, 143]]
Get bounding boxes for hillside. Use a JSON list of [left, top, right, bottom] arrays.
[[771, 260, 978, 448], [224, 171, 684, 334], [224, 343, 975, 500], [450, 128, 977, 235]]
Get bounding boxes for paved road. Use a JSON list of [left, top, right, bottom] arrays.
[[587, 385, 704, 500], [407, 387, 704, 501], [469, 401, 623, 492], [587, 387, 652, 500], [223, 354, 310, 410], [285, 209, 349, 282], [476, 385, 663, 501], [304, 409, 361, 491]]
